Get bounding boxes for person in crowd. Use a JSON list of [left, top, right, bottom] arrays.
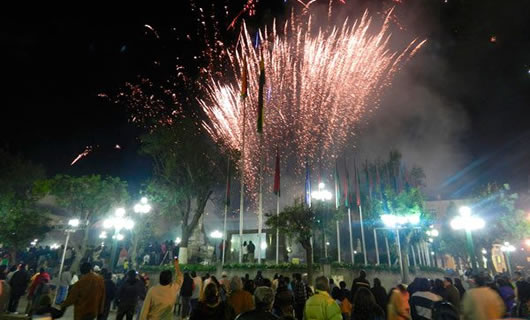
[[236, 286, 278, 320], [370, 278, 387, 317], [255, 270, 265, 286], [293, 273, 310, 320], [99, 270, 116, 320], [442, 277, 460, 313], [180, 272, 194, 320], [461, 274, 504, 320], [303, 276, 342, 320], [247, 241, 256, 263], [116, 270, 145, 320], [330, 287, 349, 320], [512, 280, 530, 317], [136, 274, 149, 320], [56, 269, 73, 305], [6, 265, 17, 282], [339, 281, 350, 303], [228, 276, 254, 317], [243, 279, 255, 295], [272, 274, 280, 293], [210, 276, 227, 302], [8, 263, 30, 313], [274, 279, 295, 319], [189, 283, 233, 320], [453, 278, 466, 301], [431, 279, 447, 301], [329, 279, 336, 293], [350, 270, 370, 302], [410, 278, 441, 320], [387, 284, 410, 320], [351, 287, 385, 320], [0, 267, 11, 313], [220, 272, 229, 293], [34, 294, 64, 319], [191, 271, 202, 311], [28, 267, 51, 310], [139, 258, 183, 320], [61, 262, 106, 320], [497, 277, 515, 315]]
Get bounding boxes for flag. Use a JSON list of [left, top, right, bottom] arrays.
[[257, 54, 265, 133], [240, 57, 248, 99], [355, 160, 361, 207], [225, 162, 231, 206], [334, 161, 341, 209], [273, 150, 280, 197], [364, 160, 372, 201], [343, 164, 350, 208], [304, 161, 312, 207]]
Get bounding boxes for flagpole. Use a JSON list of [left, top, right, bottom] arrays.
[[334, 166, 341, 263], [374, 228, 379, 265], [275, 195, 280, 264], [336, 221, 341, 263], [257, 146, 263, 264], [385, 233, 391, 265], [239, 99, 247, 264], [359, 205, 367, 265], [222, 157, 230, 265], [348, 207, 354, 264]]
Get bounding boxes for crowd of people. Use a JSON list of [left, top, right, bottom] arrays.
[[2, 258, 530, 320]]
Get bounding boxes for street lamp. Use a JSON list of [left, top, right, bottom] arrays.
[[210, 230, 223, 239], [56, 218, 81, 303], [501, 241, 516, 276], [104, 208, 135, 271], [450, 206, 485, 270], [134, 197, 152, 214], [312, 182, 332, 260], [381, 213, 421, 282]]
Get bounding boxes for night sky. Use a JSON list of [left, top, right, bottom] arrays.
[[1, 0, 529, 197]]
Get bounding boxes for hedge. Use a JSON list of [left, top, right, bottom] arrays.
[[139, 264, 217, 273]]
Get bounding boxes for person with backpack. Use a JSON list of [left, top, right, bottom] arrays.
[[410, 278, 442, 320], [350, 270, 370, 302], [181, 272, 194, 320]]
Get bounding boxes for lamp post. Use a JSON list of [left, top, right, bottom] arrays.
[[104, 208, 134, 272], [450, 206, 485, 270], [501, 242, 516, 276], [312, 182, 332, 260], [426, 227, 439, 267], [381, 213, 420, 283], [58, 219, 80, 285]]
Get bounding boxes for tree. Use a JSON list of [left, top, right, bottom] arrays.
[[38, 174, 129, 271], [0, 150, 49, 263], [266, 200, 316, 284], [438, 202, 471, 270], [362, 150, 430, 283], [141, 118, 227, 264], [471, 183, 528, 272]]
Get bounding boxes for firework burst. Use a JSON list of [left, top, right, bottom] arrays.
[[200, 9, 426, 194]]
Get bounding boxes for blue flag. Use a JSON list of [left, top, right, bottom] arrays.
[[305, 161, 312, 208]]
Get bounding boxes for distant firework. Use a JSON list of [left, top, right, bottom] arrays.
[[200, 9, 426, 192]]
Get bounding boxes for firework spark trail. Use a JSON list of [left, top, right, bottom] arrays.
[[70, 146, 93, 166], [200, 9, 426, 194]]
